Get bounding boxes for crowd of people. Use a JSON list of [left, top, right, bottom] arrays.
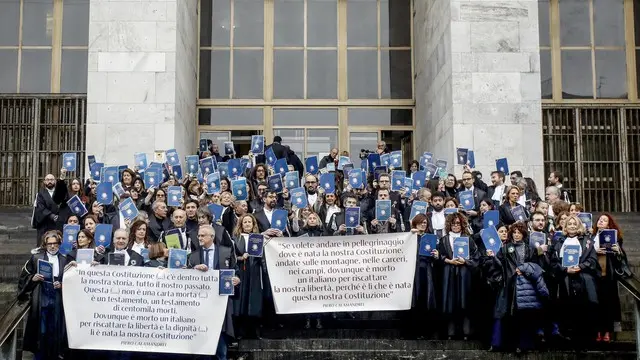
[[22, 136, 631, 360]]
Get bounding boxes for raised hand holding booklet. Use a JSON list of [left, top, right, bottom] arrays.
[[167, 186, 183, 207], [96, 182, 113, 205], [391, 170, 406, 192], [232, 177, 248, 201], [419, 234, 438, 256], [207, 203, 224, 224], [61, 224, 80, 255], [375, 200, 392, 221], [228, 158, 242, 178], [481, 226, 501, 254], [94, 224, 113, 248], [119, 197, 139, 221], [200, 157, 216, 174], [134, 152, 148, 170], [459, 190, 475, 211], [285, 171, 300, 189], [600, 229, 617, 250], [206, 172, 221, 194], [165, 149, 180, 166], [66, 195, 88, 217], [271, 209, 288, 232], [251, 135, 265, 154], [529, 231, 546, 250], [319, 173, 335, 194], [412, 170, 426, 191], [268, 174, 283, 193], [348, 168, 364, 189], [290, 187, 308, 208], [496, 157, 510, 175], [185, 155, 200, 175], [510, 205, 526, 222], [63, 153, 77, 171], [305, 156, 319, 175], [410, 201, 428, 221], [390, 150, 402, 168], [456, 148, 468, 165], [577, 212, 593, 231]]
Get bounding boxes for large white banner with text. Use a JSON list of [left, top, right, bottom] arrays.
[[63, 266, 227, 355], [265, 232, 416, 314]]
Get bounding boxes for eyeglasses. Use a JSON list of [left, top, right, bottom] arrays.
[[451, 222, 462, 226], [46, 242, 60, 247], [305, 181, 317, 184], [462, 178, 473, 181]]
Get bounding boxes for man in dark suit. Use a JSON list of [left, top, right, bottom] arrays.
[[256, 136, 288, 165], [148, 201, 171, 242], [160, 209, 199, 252], [254, 190, 289, 236], [457, 171, 487, 218], [104, 229, 144, 266], [485, 171, 507, 207], [33, 173, 64, 246], [189, 224, 240, 360]]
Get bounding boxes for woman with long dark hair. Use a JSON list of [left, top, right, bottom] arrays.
[[409, 214, 439, 339]]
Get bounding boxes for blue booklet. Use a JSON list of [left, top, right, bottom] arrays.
[[444, 208, 459, 215], [422, 152, 433, 164], [112, 182, 125, 198], [90, 162, 104, 182], [551, 231, 564, 246], [562, 245, 581, 267], [96, 182, 113, 205], [496, 157, 510, 175], [217, 162, 229, 178], [219, 269, 235, 295], [305, 156, 319, 175], [119, 197, 139, 221], [577, 212, 592, 231], [419, 234, 438, 256], [345, 207, 360, 228], [102, 166, 119, 184], [199, 139, 208, 152], [412, 170, 426, 191], [481, 226, 501, 254], [185, 155, 200, 175], [88, 155, 96, 169], [63, 153, 77, 171], [206, 172, 221, 194], [375, 200, 392, 221], [367, 153, 381, 172], [290, 187, 308, 209], [224, 141, 235, 155], [168, 249, 187, 269], [510, 205, 526, 222], [343, 163, 354, 175], [268, 174, 283, 193], [326, 163, 336, 172], [468, 150, 476, 168], [423, 163, 437, 179], [435, 160, 448, 178], [172, 164, 183, 180], [456, 148, 468, 165], [232, 177, 248, 201], [348, 168, 364, 189], [166, 149, 180, 166], [419, 155, 430, 169], [453, 237, 470, 259], [207, 203, 224, 224], [167, 186, 182, 207], [285, 171, 300, 189], [410, 201, 428, 221], [108, 252, 125, 266], [274, 158, 288, 176], [389, 151, 402, 168], [228, 158, 242, 178], [391, 170, 406, 191], [76, 249, 95, 265], [38, 259, 54, 282], [337, 156, 351, 171], [483, 210, 500, 228], [360, 159, 368, 172], [66, 195, 88, 217], [529, 231, 546, 250], [380, 153, 390, 168], [134, 152, 148, 170], [319, 173, 335, 193], [140, 248, 150, 263], [95, 224, 113, 248], [459, 190, 475, 211], [404, 177, 413, 197], [251, 135, 264, 154], [271, 209, 288, 231], [265, 147, 277, 167], [240, 158, 250, 173], [374, 166, 387, 181], [144, 167, 161, 189], [200, 157, 216, 174], [600, 229, 617, 250], [247, 234, 264, 257], [61, 224, 80, 255]]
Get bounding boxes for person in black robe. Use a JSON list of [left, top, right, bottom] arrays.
[[296, 213, 326, 329], [33, 173, 65, 247], [18, 230, 69, 360], [437, 212, 479, 340], [498, 186, 526, 226]]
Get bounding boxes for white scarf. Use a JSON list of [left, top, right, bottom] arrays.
[[560, 235, 582, 259], [448, 232, 461, 254]]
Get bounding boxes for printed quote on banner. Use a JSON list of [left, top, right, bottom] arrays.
[[63, 267, 228, 355], [265, 232, 417, 314]]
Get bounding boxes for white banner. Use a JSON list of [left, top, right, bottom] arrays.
[[264, 232, 416, 314], [63, 266, 228, 355]]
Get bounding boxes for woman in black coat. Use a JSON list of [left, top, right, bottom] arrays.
[[409, 214, 439, 339], [498, 186, 524, 226]]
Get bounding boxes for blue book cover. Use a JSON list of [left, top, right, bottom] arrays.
[[90, 162, 104, 181], [496, 157, 509, 175], [207, 203, 224, 223], [290, 187, 308, 209], [319, 173, 335, 194], [456, 148, 468, 165], [274, 158, 288, 176], [391, 170, 406, 191], [219, 269, 235, 295], [374, 166, 387, 181], [165, 149, 180, 166], [285, 171, 300, 189], [240, 158, 250, 173], [228, 158, 242, 178], [529, 231, 546, 250], [600, 229, 617, 249], [140, 248, 150, 263], [38, 259, 53, 282], [144, 167, 161, 189], [577, 212, 592, 231], [76, 249, 95, 265], [61, 224, 80, 256], [410, 201, 428, 221], [66, 195, 88, 217], [305, 156, 319, 175], [345, 207, 360, 228], [265, 147, 277, 167], [117, 165, 128, 181], [412, 170, 426, 191], [348, 168, 363, 189], [95, 224, 113, 248], [419, 234, 438, 256], [453, 237, 470, 259], [167, 186, 183, 207], [468, 150, 476, 168], [562, 244, 581, 267], [435, 159, 448, 173], [271, 209, 288, 231], [375, 200, 392, 221], [248, 234, 264, 257], [102, 166, 119, 184], [459, 190, 475, 211], [404, 177, 413, 197], [424, 163, 438, 179], [217, 162, 229, 178], [551, 231, 564, 246], [481, 227, 501, 254], [422, 152, 433, 164], [168, 249, 187, 269], [108, 252, 125, 266], [337, 156, 351, 171], [419, 155, 430, 169], [172, 164, 183, 180], [251, 135, 265, 154], [367, 153, 381, 172], [380, 153, 391, 167], [232, 177, 248, 201], [119, 197, 139, 221], [112, 182, 125, 198], [200, 157, 216, 174], [96, 182, 113, 205], [199, 139, 208, 152], [360, 158, 368, 172], [342, 163, 354, 176], [510, 205, 526, 222], [195, 171, 205, 183], [88, 155, 96, 169], [63, 153, 76, 172], [185, 155, 199, 175], [389, 150, 402, 168], [224, 141, 235, 155], [206, 172, 221, 194], [444, 208, 459, 215], [268, 174, 283, 193], [483, 210, 499, 228]]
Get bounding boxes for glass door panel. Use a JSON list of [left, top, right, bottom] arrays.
[[349, 132, 379, 167]]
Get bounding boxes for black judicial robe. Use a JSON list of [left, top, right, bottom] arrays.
[[18, 250, 69, 358], [34, 184, 64, 245], [412, 232, 440, 312], [233, 234, 264, 318], [437, 235, 479, 315]]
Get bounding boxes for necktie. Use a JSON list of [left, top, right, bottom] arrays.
[[204, 249, 212, 268]]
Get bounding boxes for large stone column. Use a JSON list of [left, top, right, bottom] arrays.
[[415, 0, 543, 190], [85, 0, 198, 169]]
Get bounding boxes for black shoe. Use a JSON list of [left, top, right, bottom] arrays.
[[229, 341, 239, 349], [488, 346, 497, 352], [316, 319, 323, 329], [304, 318, 311, 329]]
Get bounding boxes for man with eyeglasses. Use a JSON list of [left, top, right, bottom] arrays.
[[304, 174, 320, 209], [327, 192, 367, 236], [457, 171, 486, 218], [105, 228, 144, 266], [33, 172, 65, 247], [254, 190, 288, 236]]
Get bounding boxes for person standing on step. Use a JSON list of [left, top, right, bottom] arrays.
[[33, 172, 65, 247]]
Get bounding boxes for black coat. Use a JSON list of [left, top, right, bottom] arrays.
[[412, 233, 439, 312], [594, 234, 624, 331], [233, 234, 265, 317], [254, 209, 290, 236], [456, 187, 486, 212], [498, 202, 528, 226], [325, 212, 367, 236], [437, 234, 479, 315], [148, 214, 171, 242], [102, 248, 144, 266], [34, 185, 64, 245]]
